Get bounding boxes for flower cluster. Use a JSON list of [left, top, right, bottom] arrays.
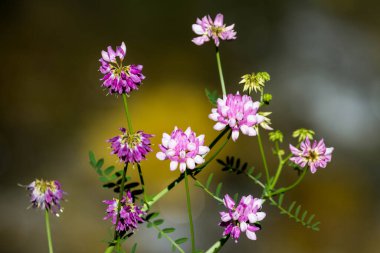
[[103, 191, 145, 233], [239, 72, 270, 94], [108, 128, 153, 164], [219, 194, 265, 242], [290, 137, 334, 173], [156, 127, 210, 172], [209, 92, 269, 141], [192, 13, 236, 46], [26, 179, 64, 215], [99, 42, 145, 95]]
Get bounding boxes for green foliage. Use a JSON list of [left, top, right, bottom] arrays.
[[205, 88, 219, 106], [130, 243, 137, 253], [270, 194, 321, 231], [292, 128, 315, 142], [145, 213, 187, 253], [194, 173, 224, 202], [269, 130, 284, 143], [89, 151, 118, 183]]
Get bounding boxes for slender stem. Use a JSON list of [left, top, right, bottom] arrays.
[[151, 223, 185, 253], [184, 170, 196, 253], [137, 164, 147, 202], [205, 236, 230, 253], [122, 94, 134, 133], [215, 47, 226, 97], [245, 172, 266, 189], [271, 168, 307, 196], [114, 164, 129, 240], [192, 177, 223, 203], [271, 162, 284, 189], [45, 210, 54, 253], [257, 131, 270, 184]]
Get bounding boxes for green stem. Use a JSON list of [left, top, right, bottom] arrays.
[[257, 131, 270, 184], [114, 164, 129, 241], [192, 177, 223, 203], [271, 141, 284, 188], [122, 94, 134, 133], [137, 163, 146, 202], [151, 223, 185, 253], [45, 210, 54, 253], [205, 236, 230, 253], [215, 47, 226, 97], [271, 168, 307, 196], [184, 170, 196, 253]]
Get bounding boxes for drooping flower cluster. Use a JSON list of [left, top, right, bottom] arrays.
[[103, 191, 145, 232], [156, 127, 210, 173], [219, 194, 266, 242], [290, 137, 334, 173], [99, 42, 145, 95], [209, 92, 270, 141], [108, 128, 153, 164], [26, 179, 64, 215], [192, 13, 237, 46]]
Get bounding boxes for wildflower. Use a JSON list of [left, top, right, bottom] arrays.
[[99, 42, 145, 95], [108, 128, 153, 164], [103, 191, 145, 232], [239, 72, 270, 94], [289, 137, 334, 173], [209, 92, 267, 141], [156, 127, 210, 173], [269, 130, 284, 143], [25, 179, 64, 216], [292, 128, 315, 142], [219, 194, 265, 242], [192, 13, 236, 46]]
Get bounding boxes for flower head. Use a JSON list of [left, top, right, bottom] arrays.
[[219, 194, 265, 242], [292, 128, 315, 142], [209, 92, 267, 141], [103, 191, 145, 232], [156, 127, 210, 173], [99, 42, 145, 95], [239, 72, 270, 94], [290, 137, 334, 173], [192, 13, 236, 47], [108, 128, 153, 164], [25, 179, 65, 216]]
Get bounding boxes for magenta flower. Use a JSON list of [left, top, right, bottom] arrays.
[[156, 127, 210, 173], [103, 191, 145, 232], [219, 194, 265, 242], [99, 42, 145, 95], [289, 137, 334, 173], [192, 13, 237, 46], [209, 92, 266, 141], [25, 179, 65, 216], [108, 128, 153, 164]]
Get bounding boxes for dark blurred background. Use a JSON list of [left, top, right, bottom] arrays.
[[1, 0, 380, 252]]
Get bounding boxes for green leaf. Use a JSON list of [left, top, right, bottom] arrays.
[[288, 201, 296, 213], [162, 228, 175, 234], [301, 211, 308, 222], [153, 219, 164, 226], [157, 231, 162, 239], [205, 88, 218, 105], [295, 205, 301, 218], [145, 212, 160, 221], [104, 166, 115, 175], [96, 158, 104, 169], [306, 214, 315, 225], [215, 182, 223, 197], [175, 238, 188, 244], [171, 244, 176, 252], [206, 173, 214, 189], [89, 151, 96, 167], [278, 194, 284, 206], [99, 176, 109, 183], [131, 243, 137, 253], [147, 222, 152, 228]]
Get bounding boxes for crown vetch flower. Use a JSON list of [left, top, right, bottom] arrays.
[[99, 42, 145, 95], [103, 191, 145, 232], [192, 13, 237, 47], [209, 92, 267, 141], [219, 194, 266, 242], [108, 128, 153, 164], [26, 179, 64, 215], [156, 127, 210, 173], [289, 137, 334, 173]]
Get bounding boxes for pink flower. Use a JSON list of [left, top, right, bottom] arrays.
[[219, 194, 265, 242], [289, 137, 334, 173], [192, 13, 237, 47], [99, 42, 145, 95], [209, 92, 266, 141], [156, 127, 210, 173]]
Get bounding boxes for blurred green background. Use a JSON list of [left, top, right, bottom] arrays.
[[1, 0, 380, 252]]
